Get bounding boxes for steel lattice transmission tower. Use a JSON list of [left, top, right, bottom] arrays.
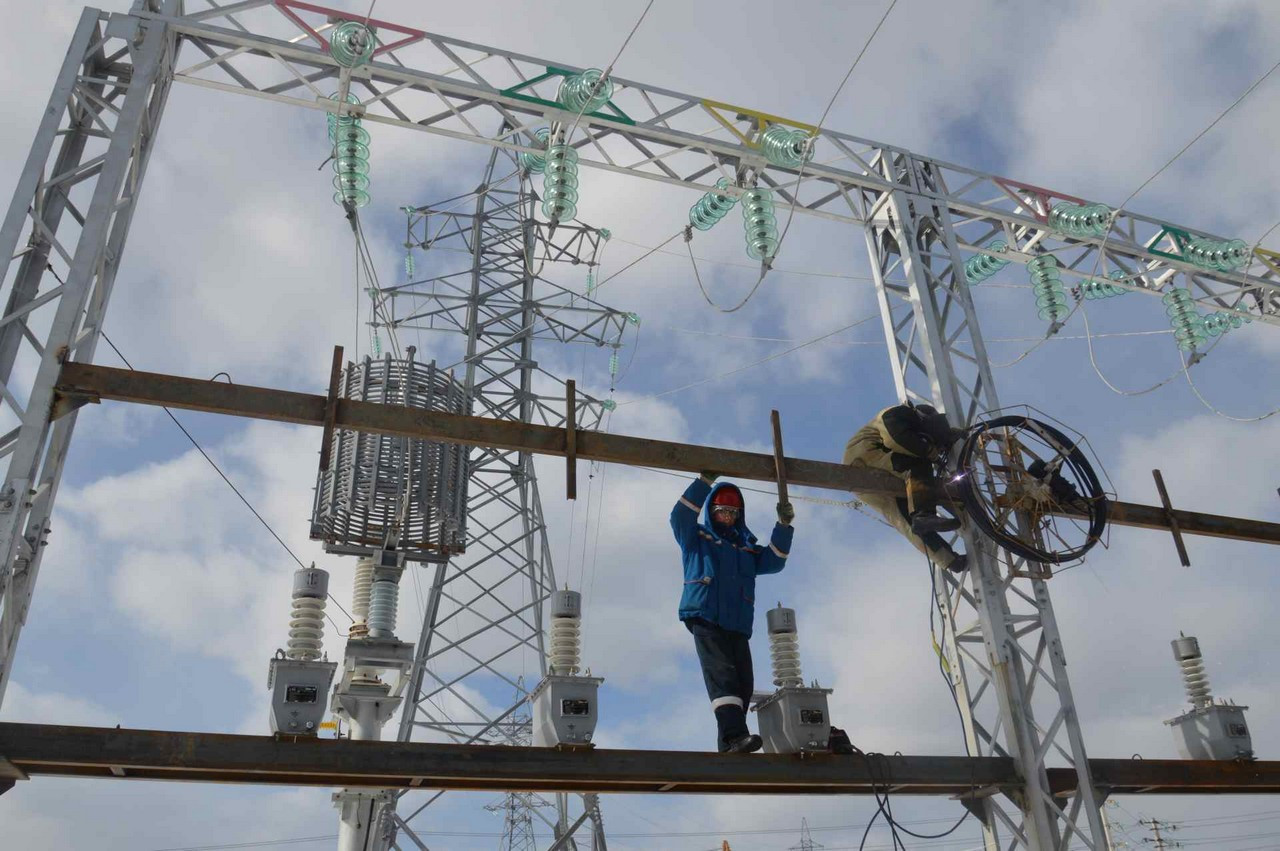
[[376, 140, 628, 850], [790, 818, 823, 851]]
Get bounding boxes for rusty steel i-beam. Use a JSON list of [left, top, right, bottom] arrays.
[[2, 723, 1279, 798], [51, 360, 1280, 546]]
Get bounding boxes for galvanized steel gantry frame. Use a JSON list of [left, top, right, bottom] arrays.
[[1, 2, 1279, 850]]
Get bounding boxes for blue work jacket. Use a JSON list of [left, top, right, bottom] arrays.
[[670, 478, 793, 637]]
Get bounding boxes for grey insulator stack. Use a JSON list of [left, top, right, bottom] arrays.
[[549, 589, 582, 675], [286, 567, 329, 661], [367, 579, 398, 639], [768, 605, 803, 688], [1172, 635, 1212, 708]]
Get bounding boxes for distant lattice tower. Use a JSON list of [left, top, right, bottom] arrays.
[[790, 818, 824, 851]]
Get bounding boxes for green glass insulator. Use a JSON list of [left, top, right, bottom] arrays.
[[609, 350, 620, 377], [689, 178, 739, 231], [1027, 255, 1069, 322], [333, 124, 371, 147], [598, 227, 612, 240], [1162, 287, 1206, 351], [1202, 311, 1248, 337], [334, 172, 371, 194], [1186, 237, 1250, 272], [626, 312, 641, 325], [541, 144, 580, 223], [326, 92, 361, 141], [1049, 202, 1112, 238], [404, 252, 415, 280], [330, 21, 376, 68], [759, 125, 814, 168], [334, 156, 370, 177], [557, 68, 613, 114], [334, 188, 371, 208], [333, 140, 370, 162], [602, 399, 617, 412], [741, 187, 778, 261], [1081, 270, 1128, 300], [963, 239, 1009, 285], [518, 127, 552, 173]]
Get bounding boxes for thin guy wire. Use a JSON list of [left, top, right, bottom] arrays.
[[564, 0, 656, 141], [98, 332, 353, 629], [618, 313, 878, 405], [1078, 302, 1183, 396]]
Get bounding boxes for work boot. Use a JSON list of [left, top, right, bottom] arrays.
[[724, 733, 763, 754], [910, 510, 961, 536], [714, 704, 751, 753], [946, 552, 969, 574]]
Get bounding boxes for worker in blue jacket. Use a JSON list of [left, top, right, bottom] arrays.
[[671, 472, 794, 753]]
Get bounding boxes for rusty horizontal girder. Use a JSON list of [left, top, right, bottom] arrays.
[[51, 361, 1280, 546], [1, 724, 1278, 797]]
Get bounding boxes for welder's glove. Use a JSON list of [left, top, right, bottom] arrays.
[[776, 501, 795, 526]]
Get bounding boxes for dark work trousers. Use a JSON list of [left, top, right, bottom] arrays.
[[685, 617, 754, 750]]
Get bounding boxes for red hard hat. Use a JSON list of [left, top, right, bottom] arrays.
[[710, 486, 744, 510]]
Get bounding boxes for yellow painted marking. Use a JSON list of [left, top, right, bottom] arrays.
[[699, 98, 818, 149], [1254, 247, 1280, 276]]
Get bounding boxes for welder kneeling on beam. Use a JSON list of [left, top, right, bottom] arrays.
[[843, 402, 969, 573]]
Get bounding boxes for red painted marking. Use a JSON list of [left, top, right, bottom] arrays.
[[994, 177, 1089, 223], [273, 0, 426, 57]]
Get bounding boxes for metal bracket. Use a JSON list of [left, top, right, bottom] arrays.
[[565, 378, 577, 500], [1152, 468, 1191, 567], [318, 345, 344, 472], [770, 409, 788, 508]]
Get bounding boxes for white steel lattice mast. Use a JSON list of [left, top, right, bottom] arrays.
[[376, 140, 627, 850], [1, 4, 1279, 851]]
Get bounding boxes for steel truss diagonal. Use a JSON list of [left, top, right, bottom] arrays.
[[380, 142, 626, 851], [134, 0, 1280, 328], [860, 151, 1106, 851], [0, 2, 180, 705]]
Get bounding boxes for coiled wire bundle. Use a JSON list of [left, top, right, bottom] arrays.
[[689, 178, 739, 231], [1027, 255, 1069, 322]]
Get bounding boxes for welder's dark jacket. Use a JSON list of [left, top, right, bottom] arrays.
[[845, 403, 946, 473], [670, 479, 792, 637]]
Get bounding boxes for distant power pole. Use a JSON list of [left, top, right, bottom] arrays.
[[790, 818, 823, 851], [1139, 819, 1181, 849]]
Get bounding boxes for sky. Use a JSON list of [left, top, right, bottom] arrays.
[[2, 0, 1280, 849]]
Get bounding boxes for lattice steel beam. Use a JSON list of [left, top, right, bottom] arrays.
[[0, 2, 180, 706], [130, 0, 1280, 330], [862, 153, 1106, 850]]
